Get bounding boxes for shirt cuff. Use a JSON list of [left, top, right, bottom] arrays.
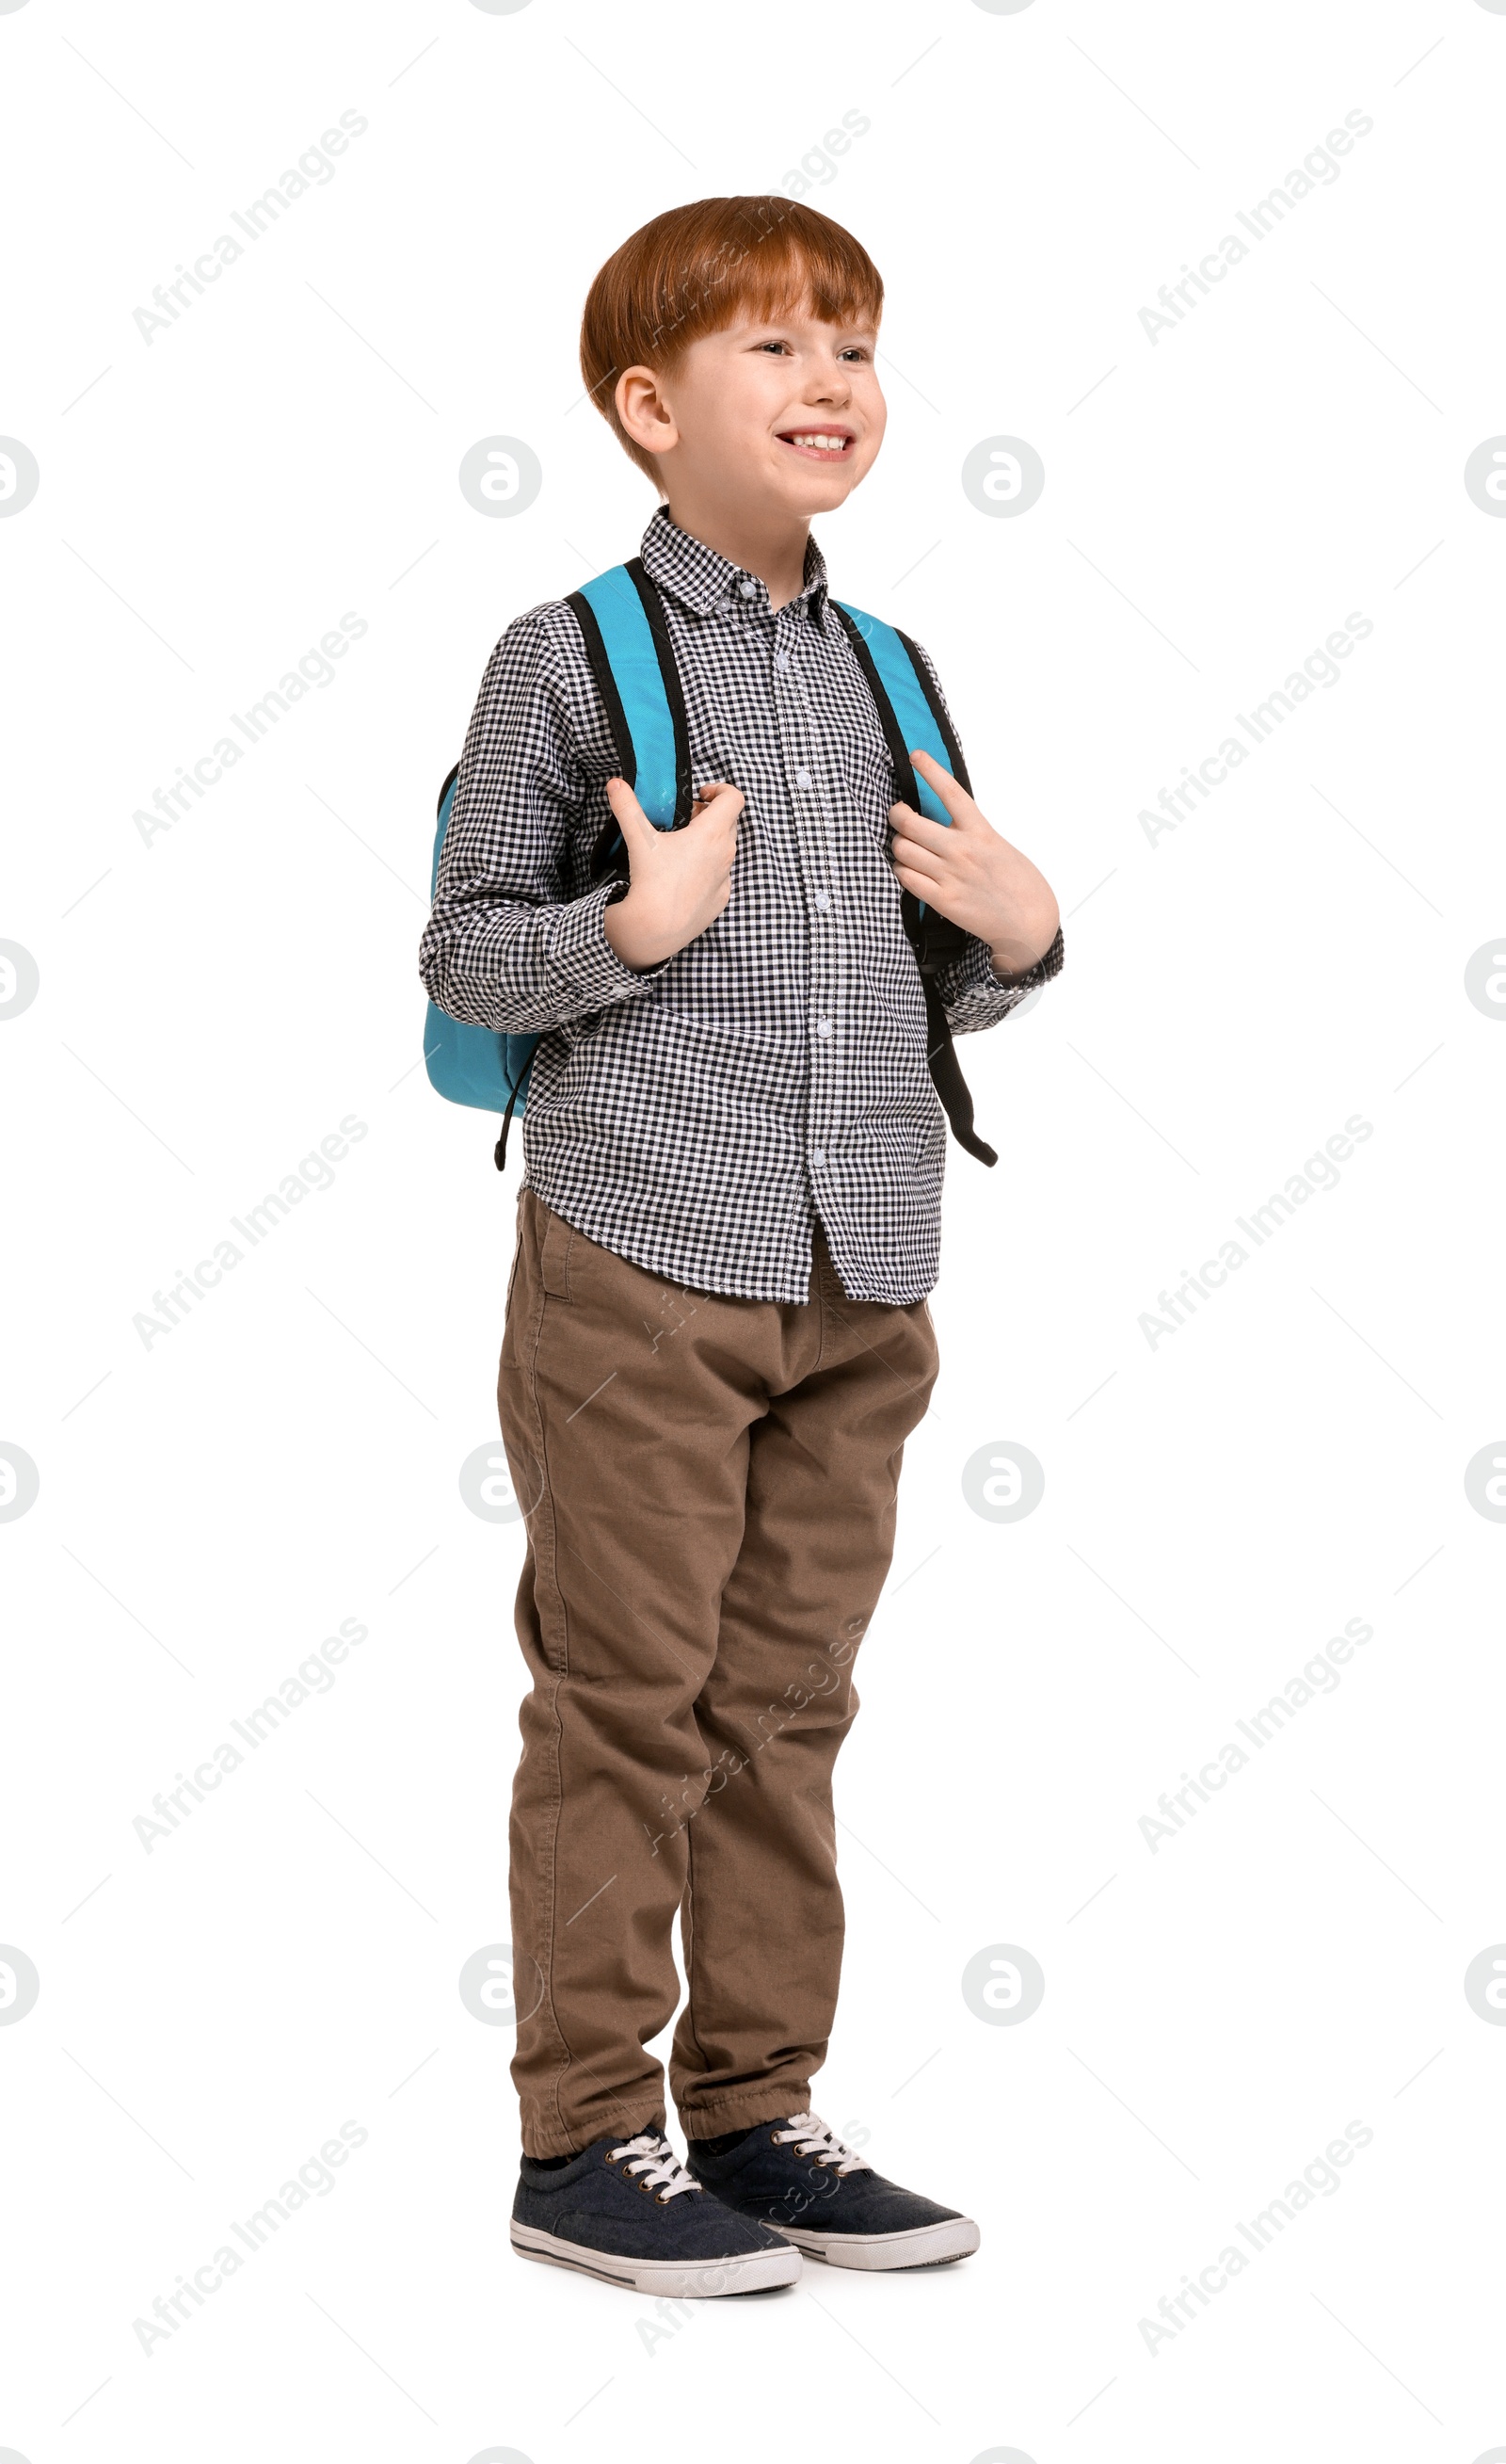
[[551, 878, 671, 1009], [985, 921, 1065, 991], [939, 921, 1065, 1015]]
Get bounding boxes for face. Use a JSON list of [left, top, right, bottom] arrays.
[[618, 308, 887, 518]]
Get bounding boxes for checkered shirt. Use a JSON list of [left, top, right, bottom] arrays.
[[419, 507, 1064, 1303]]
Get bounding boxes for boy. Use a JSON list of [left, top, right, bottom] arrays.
[[420, 197, 1062, 2297]]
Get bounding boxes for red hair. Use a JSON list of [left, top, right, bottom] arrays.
[[580, 196, 884, 480]]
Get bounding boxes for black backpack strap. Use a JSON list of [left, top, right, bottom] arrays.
[[566, 588, 634, 885], [828, 604, 997, 1167], [565, 590, 636, 786], [917, 974, 997, 1168], [493, 1070, 524, 1174]]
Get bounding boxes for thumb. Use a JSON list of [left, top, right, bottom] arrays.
[[605, 775, 652, 844], [688, 779, 745, 825]]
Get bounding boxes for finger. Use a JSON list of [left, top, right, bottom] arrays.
[[889, 798, 954, 854], [893, 863, 952, 907], [890, 840, 948, 886], [911, 748, 979, 827]]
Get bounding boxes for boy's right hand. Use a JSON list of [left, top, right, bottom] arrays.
[[601, 775, 744, 971]]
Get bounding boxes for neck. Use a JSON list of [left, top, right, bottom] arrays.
[[662, 495, 810, 611]]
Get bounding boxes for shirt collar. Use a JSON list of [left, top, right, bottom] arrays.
[[638, 503, 830, 625]]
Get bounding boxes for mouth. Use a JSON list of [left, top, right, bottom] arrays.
[[776, 427, 857, 462]]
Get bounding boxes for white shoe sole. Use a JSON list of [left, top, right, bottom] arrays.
[[777, 2215, 980, 2270], [510, 2219, 801, 2296]]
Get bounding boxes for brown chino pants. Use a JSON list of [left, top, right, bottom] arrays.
[[497, 1187, 939, 2157]]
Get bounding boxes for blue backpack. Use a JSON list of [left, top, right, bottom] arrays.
[[424, 556, 996, 1168]]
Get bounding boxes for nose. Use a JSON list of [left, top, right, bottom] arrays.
[[807, 362, 852, 408]]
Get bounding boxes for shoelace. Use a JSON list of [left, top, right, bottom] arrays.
[[771, 2111, 873, 2175], [606, 2131, 703, 2198]]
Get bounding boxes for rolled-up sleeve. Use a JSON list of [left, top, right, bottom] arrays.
[[936, 920, 1065, 1034], [418, 609, 667, 1034]]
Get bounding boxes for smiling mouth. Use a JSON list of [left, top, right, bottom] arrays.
[[777, 429, 856, 459]]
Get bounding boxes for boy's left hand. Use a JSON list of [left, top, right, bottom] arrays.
[[889, 748, 1060, 979]]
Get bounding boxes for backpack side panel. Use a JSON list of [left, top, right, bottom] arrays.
[[424, 564, 678, 1121], [424, 766, 538, 1116]]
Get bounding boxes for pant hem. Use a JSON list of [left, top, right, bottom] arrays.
[[676, 2084, 812, 2138], [521, 2102, 665, 2162]]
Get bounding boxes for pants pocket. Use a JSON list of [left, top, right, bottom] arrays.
[[538, 1203, 576, 1301]]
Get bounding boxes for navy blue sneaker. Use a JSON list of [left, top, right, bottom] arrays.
[[686, 2111, 980, 2271], [511, 2129, 801, 2296]]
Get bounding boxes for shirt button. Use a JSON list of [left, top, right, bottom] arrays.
[[794, 766, 813, 788], [738, 579, 757, 599], [816, 1018, 832, 1039], [810, 1149, 826, 1169], [776, 651, 790, 670], [814, 891, 831, 913]]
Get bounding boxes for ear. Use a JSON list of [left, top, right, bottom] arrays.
[[616, 364, 679, 460]]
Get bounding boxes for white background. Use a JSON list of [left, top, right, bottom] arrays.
[[3, 1, 1504, 2457]]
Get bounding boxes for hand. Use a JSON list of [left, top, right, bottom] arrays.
[[601, 776, 744, 970], [889, 749, 1060, 978]]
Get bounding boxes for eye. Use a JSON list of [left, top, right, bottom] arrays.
[[758, 339, 793, 355], [839, 346, 872, 362]]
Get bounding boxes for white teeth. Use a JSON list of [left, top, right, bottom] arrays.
[[788, 433, 847, 452]]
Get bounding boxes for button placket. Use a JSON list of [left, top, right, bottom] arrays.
[[773, 612, 838, 1181]]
